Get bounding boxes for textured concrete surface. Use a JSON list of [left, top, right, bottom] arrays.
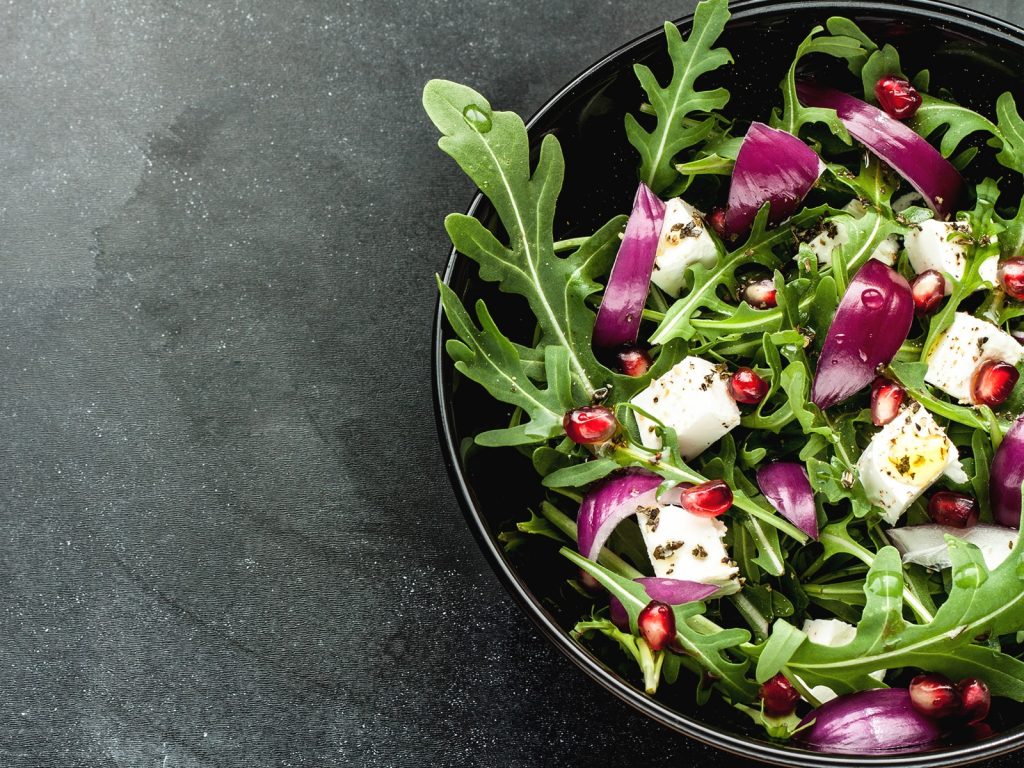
[[0, 1, 1023, 766]]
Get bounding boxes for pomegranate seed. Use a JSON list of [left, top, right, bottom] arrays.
[[1000, 258, 1024, 301], [616, 346, 652, 377], [870, 377, 905, 426], [910, 673, 961, 719], [563, 405, 617, 444], [740, 277, 777, 309], [928, 491, 980, 528], [680, 479, 733, 517], [875, 75, 922, 120], [971, 359, 1019, 407], [707, 207, 728, 238], [638, 600, 676, 651], [729, 367, 770, 405], [910, 270, 947, 315], [957, 678, 991, 724], [759, 673, 800, 717]]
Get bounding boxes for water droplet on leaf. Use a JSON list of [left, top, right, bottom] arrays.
[[868, 571, 901, 597], [463, 104, 492, 133], [954, 563, 986, 589]]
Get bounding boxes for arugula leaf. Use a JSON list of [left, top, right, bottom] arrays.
[[625, 0, 733, 193], [649, 206, 825, 344], [772, 27, 862, 140], [425, 79, 628, 400], [573, 616, 666, 694], [784, 540, 1024, 700], [910, 94, 999, 159], [565, 547, 757, 701], [859, 44, 904, 102], [994, 92, 1024, 173], [439, 281, 574, 446]]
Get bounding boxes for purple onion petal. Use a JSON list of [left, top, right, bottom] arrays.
[[577, 471, 662, 561], [592, 183, 666, 349], [811, 259, 914, 409], [638, 577, 718, 604], [756, 462, 819, 540], [991, 415, 1024, 528], [797, 83, 962, 218], [798, 689, 943, 754], [608, 578, 716, 631], [724, 122, 823, 237]]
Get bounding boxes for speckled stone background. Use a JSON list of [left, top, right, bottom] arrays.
[[1, 1, 1023, 766]]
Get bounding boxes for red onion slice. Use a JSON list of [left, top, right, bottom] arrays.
[[797, 83, 962, 218], [798, 689, 943, 754], [609, 578, 717, 630], [811, 260, 914, 409], [724, 121, 823, 237], [991, 415, 1024, 528], [577, 471, 662, 561], [592, 183, 666, 349], [756, 462, 818, 540]]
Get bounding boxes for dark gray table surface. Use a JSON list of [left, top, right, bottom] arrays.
[[3, 1, 1024, 766]]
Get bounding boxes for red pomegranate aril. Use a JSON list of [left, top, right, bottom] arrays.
[[680, 479, 733, 517], [971, 359, 1020, 407], [1000, 258, 1024, 301], [707, 207, 728, 238], [741, 277, 777, 309], [957, 678, 991, 724], [870, 377, 905, 426], [875, 75, 923, 120], [729, 367, 770, 405], [616, 346, 652, 377], [910, 270, 947, 315], [759, 673, 800, 717], [909, 673, 961, 719], [563, 405, 618, 444], [928, 491, 980, 528], [638, 600, 676, 651]]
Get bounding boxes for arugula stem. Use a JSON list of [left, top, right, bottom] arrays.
[[552, 236, 591, 252], [539, 502, 644, 579], [787, 673, 824, 708], [818, 530, 935, 623], [612, 443, 810, 544]]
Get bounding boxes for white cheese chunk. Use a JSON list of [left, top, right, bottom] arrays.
[[800, 619, 884, 703], [924, 312, 1023, 402], [631, 356, 741, 460], [637, 504, 739, 586], [856, 403, 968, 525], [650, 198, 720, 297], [904, 220, 997, 295], [803, 204, 898, 267], [887, 524, 1018, 572]]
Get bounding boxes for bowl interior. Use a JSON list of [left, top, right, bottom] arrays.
[[436, 1, 1024, 765]]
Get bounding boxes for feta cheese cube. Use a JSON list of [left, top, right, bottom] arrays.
[[637, 504, 739, 586], [800, 619, 884, 702], [631, 356, 741, 460], [925, 312, 1023, 402], [856, 403, 967, 525], [650, 198, 720, 297], [904, 220, 997, 294]]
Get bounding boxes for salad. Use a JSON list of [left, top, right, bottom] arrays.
[[426, 0, 1024, 754]]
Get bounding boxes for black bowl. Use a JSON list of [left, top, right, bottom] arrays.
[[433, 1, 1024, 764]]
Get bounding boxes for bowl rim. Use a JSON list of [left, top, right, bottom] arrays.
[[432, 1, 1024, 764]]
